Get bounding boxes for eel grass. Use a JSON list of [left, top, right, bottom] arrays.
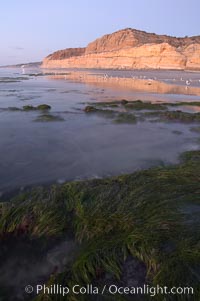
[[8, 104, 51, 111], [145, 110, 200, 123], [84, 100, 200, 124], [0, 150, 200, 300], [86, 100, 200, 110], [86, 100, 167, 111], [5, 105, 64, 122]]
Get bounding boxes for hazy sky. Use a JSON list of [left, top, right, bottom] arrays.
[[0, 0, 199, 65]]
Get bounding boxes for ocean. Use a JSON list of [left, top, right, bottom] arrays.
[[0, 67, 199, 195]]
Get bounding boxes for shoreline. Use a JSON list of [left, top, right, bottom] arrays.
[[41, 66, 200, 72]]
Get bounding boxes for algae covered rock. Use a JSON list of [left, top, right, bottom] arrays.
[[22, 105, 37, 111], [37, 104, 51, 110], [121, 99, 129, 105], [84, 106, 98, 113], [114, 113, 137, 124], [22, 104, 51, 111], [34, 114, 64, 122]]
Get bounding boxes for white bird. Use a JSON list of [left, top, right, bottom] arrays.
[[147, 78, 152, 85], [21, 65, 25, 74], [186, 80, 190, 86]]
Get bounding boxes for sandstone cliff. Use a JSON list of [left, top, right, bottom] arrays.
[[42, 28, 200, 70]]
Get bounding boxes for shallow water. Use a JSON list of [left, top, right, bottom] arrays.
[[0, 237, 78, 299], [0, 67, 200, 195]]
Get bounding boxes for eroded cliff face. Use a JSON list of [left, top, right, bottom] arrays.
[[46, 48, 85, 60], [42, 28, 200, 70]]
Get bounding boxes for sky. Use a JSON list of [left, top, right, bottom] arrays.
[[0, 0, 199, 65]]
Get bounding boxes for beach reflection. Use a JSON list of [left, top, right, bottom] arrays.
[[50, 70, 200, 97]]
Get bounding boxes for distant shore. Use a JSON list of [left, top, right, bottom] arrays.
[[0, 62, 41, 68]]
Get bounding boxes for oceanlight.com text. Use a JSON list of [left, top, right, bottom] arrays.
[[25, 283, 194, 297]]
